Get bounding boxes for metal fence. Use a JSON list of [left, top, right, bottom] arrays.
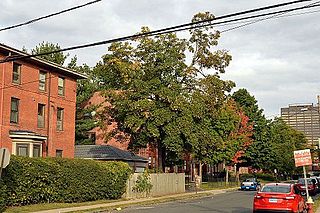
[[203, 176, 239, 187], [185, 175, 239, 192]]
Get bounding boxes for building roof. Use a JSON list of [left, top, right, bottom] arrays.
[[9, 130, 47, 140], [75, 145, 148, 162], [0, 43, 87, 79]]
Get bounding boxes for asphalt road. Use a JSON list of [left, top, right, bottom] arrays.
[[119, 190, 256, 213]]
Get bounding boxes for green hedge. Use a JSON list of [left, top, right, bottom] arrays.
[[255, 173, 276, 182], [1, 156, 132, 207], [0, 180, 7, 212]]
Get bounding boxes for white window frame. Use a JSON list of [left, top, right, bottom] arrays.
[[12, 139, 43, 157], [58, 77, 65, 96], [37, 103, 45, 128], [10, 97, 19, 124], [12, 62, 21, 84], [57, 108, 64, 131], [39, 71, 47, 91]]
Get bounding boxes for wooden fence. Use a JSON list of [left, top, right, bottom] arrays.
[[124, 173, 185, 198]]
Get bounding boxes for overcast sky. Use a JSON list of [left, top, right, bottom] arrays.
[[1, 0, 319, 118]]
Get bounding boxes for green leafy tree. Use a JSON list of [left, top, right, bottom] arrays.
[[31, 41, 69, 65], [69, 58, 99, 145], [268, 118, 307, 175], [99, 12, 233, 171]]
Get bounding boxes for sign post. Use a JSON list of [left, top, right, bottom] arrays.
[[294, 149, 313, 213], [0, 148, 10, 179]]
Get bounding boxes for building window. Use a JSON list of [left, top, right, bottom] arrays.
[[56, 150, 63, 157], [39, 71, 47, 91], [15, 143, 42, 157], [12, 63, 21, 84], [33, 144, 41, 157], [57, 108, 64, 131], [16, 144, 29, 156], [58, 77, 65, 96], [10, 98, 19, 124], [38, 104, 45, 128]]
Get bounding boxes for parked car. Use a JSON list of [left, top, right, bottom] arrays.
[[240, 177, 260, 191], [310, 176, 320, 192], [296, 178, 317, 196], [253, 183, 306, 213]]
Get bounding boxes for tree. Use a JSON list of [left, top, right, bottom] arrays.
[[99, 12, 233, 171], [268, 118, 307, 176], [31, 41, 68, 65], [232, 88, 271, 170], [69, 57, 100, 145]]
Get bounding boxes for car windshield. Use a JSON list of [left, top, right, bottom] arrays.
[[244, 178, 255, 182], [298, 179, 313, 184], [261, 185, 291, 193]]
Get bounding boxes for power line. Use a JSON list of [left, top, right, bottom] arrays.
[[220, 0, 320, 33], [146, 2, 320, 39], [208, 7, 320, 29], [0, 0, 316, 63], [0, 0, 102, 32]]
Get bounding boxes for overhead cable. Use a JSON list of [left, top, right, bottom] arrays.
[[220, 0, 320, 33], [0, 0, 102, 32], [0, 0, 316, 63]]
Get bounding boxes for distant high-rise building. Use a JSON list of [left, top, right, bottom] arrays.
[[281, 97, 320, 171], [281, 101, 320, 149]]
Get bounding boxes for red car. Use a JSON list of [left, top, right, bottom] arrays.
[[253, 183, 306, 213], [296, 178, 317, 196]]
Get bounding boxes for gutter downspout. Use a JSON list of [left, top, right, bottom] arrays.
[[46, 72, 52, 156], [0, 62, 5, 147]]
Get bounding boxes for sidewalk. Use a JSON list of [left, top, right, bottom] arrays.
[[33, 188, 237, 213]]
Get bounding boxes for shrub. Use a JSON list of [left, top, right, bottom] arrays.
[[255, 173, 276, 182], [0, 180, 7, 212], [2, 156, 132, 207], [239, 173, 276, 182], [132, 171, 153, 197]]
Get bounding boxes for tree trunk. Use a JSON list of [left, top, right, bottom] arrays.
[[157, 143, 166, 172], [199, 162, 203, 185], [235, 164, 240, 182], [226, 167, 229, 183]]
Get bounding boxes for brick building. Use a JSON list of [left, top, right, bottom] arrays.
[[0, 44, 86, 158], [84, 92, 158, 167]]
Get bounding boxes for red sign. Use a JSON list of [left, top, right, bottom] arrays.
[[294, 149, 312, 167]]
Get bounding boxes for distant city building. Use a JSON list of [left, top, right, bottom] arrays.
[[281, 101, 320, 149], [281, 98, 320, 171]]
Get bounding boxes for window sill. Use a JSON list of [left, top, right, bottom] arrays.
[[39, 90, 47, 94]]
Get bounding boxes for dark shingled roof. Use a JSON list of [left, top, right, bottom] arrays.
[[74, 145, 148, 162]]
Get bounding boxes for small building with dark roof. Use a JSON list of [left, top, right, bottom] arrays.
[[75, 145, 148, 172]]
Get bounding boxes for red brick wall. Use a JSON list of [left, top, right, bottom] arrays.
[[86, 92, 158, 162], [86, 92, 129, 150], [0, 55, 77, 158]]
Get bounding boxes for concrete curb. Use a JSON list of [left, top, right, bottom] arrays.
[[33, 188, 239, 213]]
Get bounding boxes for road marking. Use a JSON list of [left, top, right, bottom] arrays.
[[135, 207, 155, 210]]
